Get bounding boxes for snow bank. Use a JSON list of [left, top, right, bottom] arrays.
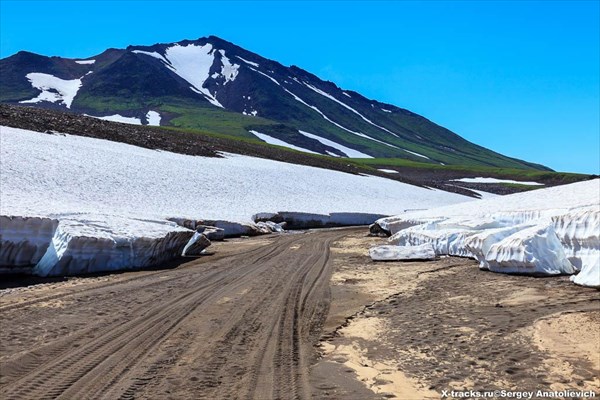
[[463, 224, 535, 270], [33, 217, 193, 277], [552, 207, 599, 271], [484, 224, 575, 275], [181, 231, 211, 257], [253, 211, 387, 229], [391, 227, 473, 258], [571, 256, 600, 287], [374, 179, 600, 287], [0, 216, 59, 272], [1, 126, 475, 276], [369, 243, 435, 261], [20, 73, 82, 109], [3, 127, 472, 222]]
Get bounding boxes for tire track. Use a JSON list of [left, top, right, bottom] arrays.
[[0, 228, 361, 400]]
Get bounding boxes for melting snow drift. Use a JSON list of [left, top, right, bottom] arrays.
[[371, 179, 600, 288], [0, 126, 474, 276]]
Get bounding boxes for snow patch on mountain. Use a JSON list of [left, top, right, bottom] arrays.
[[242, 109, 258, 116], [453, 177, 544, 186], [75, 59, 95, 65], [236, 56, 259, 67], [146, 110, 161, 126], [162, 43, 223, 107], [298, 130, 373, 158], [132, 50, 169, 63], [20, 73, 82, 109], [378, 169, 398, 174], [248, 67, 281, 86], [241, 69, 399, 150], [403, 149, 430, 159], [249, 130, 319, 154], [282, 86, 398, 149], [218, 50, 239, 84], [90, 114, 142, 125], [304, 82, 401, 138]]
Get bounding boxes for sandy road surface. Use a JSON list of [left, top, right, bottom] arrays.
[[0, 228, 359, 400]]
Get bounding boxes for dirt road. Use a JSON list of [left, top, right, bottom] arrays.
[[0, 229, 358, 400], [2, 229, 599, 400]]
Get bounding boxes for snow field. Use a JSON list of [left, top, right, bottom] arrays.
[[0, 126, 474, 275]]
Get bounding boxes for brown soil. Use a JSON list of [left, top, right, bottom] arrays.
[[311, 233, 600, 399]]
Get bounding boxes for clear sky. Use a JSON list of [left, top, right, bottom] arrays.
[[1, 0, 598, 173]]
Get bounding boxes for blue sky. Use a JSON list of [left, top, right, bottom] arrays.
[[1, 1, 598, 173]]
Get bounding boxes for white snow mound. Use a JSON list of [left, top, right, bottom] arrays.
[[369, 243, 436, 261], [374, 179, 600, 287], [484, 224, 576, 275]]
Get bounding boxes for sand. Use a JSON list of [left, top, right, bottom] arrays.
[[311, 232, 600, 399]]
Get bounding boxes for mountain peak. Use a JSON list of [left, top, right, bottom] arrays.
[[0, 37, 549, 170]]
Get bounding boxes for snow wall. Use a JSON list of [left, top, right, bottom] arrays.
[[372, 179, 600, 288]]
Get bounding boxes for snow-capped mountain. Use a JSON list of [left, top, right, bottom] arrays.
[[0, 36, 547, 169]]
